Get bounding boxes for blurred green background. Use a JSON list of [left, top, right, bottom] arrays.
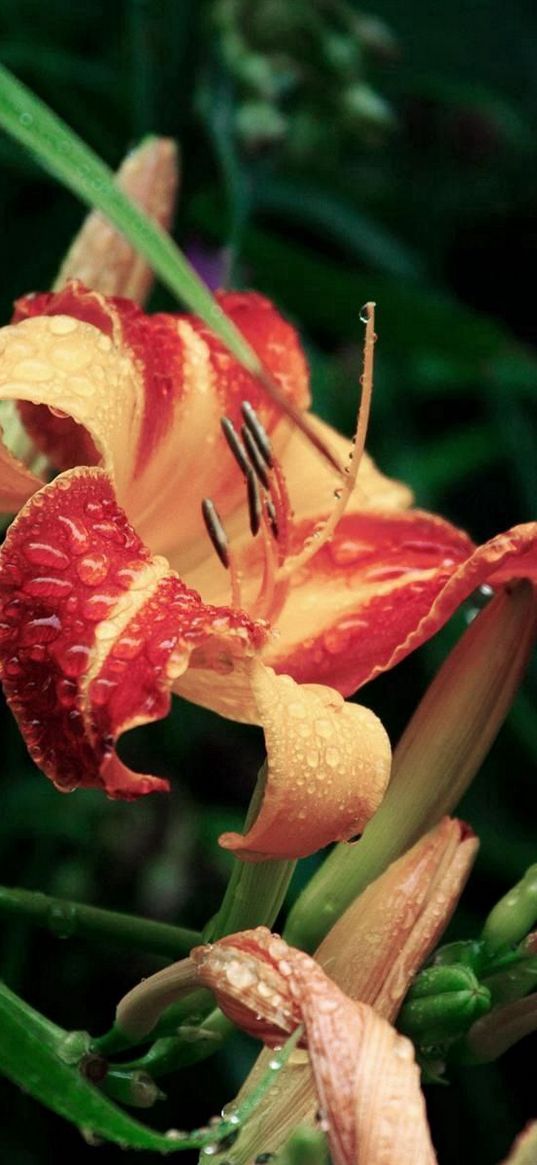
[[0, 1, 536, 1161]]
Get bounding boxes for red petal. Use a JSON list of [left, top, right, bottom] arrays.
[[0, 468, 265, 798], [264, 510, 537, 692]]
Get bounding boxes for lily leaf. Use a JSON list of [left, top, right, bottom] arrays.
[[0, 979, 302, 1150]]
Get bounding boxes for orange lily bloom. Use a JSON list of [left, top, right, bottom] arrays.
[[0, 141, 536, 861]]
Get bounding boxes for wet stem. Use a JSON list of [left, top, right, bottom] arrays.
[[204, 762, 297, 942]]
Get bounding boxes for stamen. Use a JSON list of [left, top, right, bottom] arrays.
[[220, 417, 250, 478], [246, 468, 261, 537], [241, 401, 274, 467], [241, 425, 270, 489], [265, 496, 278, 539], [256, 370, 345, 475], [275, 302, 377, 583], [201, 498, 230, 569]]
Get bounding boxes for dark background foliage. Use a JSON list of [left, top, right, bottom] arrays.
[[0, 1, 536, 1162]]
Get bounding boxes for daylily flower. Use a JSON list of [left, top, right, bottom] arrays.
[[114, 819, 476, 1165], [0, 140, 536, 861]]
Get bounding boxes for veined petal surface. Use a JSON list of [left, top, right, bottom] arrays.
[[0, 468, 265, 798]]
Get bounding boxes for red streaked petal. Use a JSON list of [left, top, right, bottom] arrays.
[[218, 665, 391, 861], [264, 512, 537, 694], [11, 284, 309, 562], [0, 468, 265, 798], [54, 137, 179, 304], [256, 509, 474, 692]]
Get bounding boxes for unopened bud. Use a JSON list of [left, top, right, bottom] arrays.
[[398, 964, 491, 1044], [482, 865, 537, 957]]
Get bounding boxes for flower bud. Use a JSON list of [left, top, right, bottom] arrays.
[[398, 964, 491, 1045], [482, 864, 537, 956]]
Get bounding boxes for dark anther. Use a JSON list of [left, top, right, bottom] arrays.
[[246, 469, 261, 537], [254, 1155, 275, 1163], [241, 401, 273, 467], [201, 498, 230, 568], [241, 424, 270, 488], [220, 416, 250, 478]]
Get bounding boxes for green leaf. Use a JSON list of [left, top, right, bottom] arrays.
[[0, 980, 302, 1150], [0, 64, 260, 375]]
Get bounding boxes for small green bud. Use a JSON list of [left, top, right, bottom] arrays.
[[406, 963, 481, 1000], [398, 963, 491, 1045], [482, 864, 537, 956], [432, 939, 484, 970]]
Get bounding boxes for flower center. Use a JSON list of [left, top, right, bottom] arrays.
[[201, 303, 376, 624]]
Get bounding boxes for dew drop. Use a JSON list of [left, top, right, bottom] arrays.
[[24, 541, 70, 570], [58, 643, 91, 677], [76, 554, 109, 586]]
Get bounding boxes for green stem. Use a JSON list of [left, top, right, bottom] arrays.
[[120, 1009, 233, 1077], [205, 764, 296, 942], [0, 885, 201, 960]]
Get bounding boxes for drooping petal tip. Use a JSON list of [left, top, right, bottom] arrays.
[[218, 664, 391, 861]]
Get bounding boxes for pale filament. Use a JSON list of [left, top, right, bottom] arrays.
[[227, 547, 243, 611], [275, 301, 376, 583]]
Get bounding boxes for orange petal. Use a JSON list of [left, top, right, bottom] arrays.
[[218, 665, 391, 861], [53, 137, 180, 304], [9, 285, 308, 563], [262, 509, 537, 694], [300, 990, 437, 1165], [0, 468, 265, 797], [192, 929, 436, 1165]]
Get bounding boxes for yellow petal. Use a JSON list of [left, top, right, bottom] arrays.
[[217, 665, 391, 860], [280, 413, 413, 521]]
